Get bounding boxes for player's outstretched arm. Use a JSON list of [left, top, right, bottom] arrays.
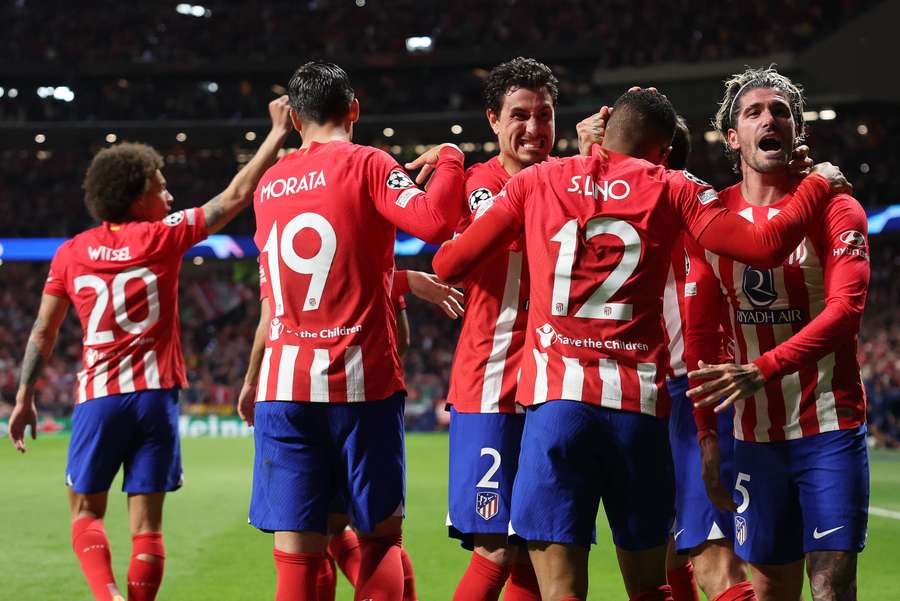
[[9, 293, 69, 453], [201, 96, 293, 235], [238, 300, 271, 426], [694, 165, 850, 267], [433, 207, 520, 283], [405, 271, 464, 319]]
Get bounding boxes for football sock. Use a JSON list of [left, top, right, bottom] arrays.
[[273, 548, 322, 601], [72, 516, 123, 601], [127, 532, 165, 601], [329, 528, 362, 586], [452, 551, 510, 601], [317, 553, 338, 601], [502, 561, 542, 601], [355, 534, 404, 601], [712, 581, 757, 601], [667, 562, 700, 601], [630, 585, 675, 601], [400, 546, 417, 601]]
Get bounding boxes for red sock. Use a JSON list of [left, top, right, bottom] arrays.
[[355, 534, 404, 601], [667, 562, 700, 601], [127, 532, 165, 601], [329, 528, 362, 586], [452, 552, 509, 601], [72, 516, 122, 600], [273, 548, 323, 601], [631, 585, 675, 601], [400, 546, 417, 601], [712, 581, 756, 601], [502, 561, 541, 601], [317, 553, 338, 601]]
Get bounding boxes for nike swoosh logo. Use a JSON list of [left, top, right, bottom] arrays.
[[674, 529, 686, 540], [813, 525, 845, 539]]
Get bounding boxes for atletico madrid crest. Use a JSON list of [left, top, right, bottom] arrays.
[[476, 491, 499, 521], [735, 516, 747, 546]]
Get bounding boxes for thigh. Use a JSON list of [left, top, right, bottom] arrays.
[[733, 439, 803, 565], [249, 401, 332, 534], [333, 393, 406, 534], [601, 409, 674, 552], [668, 377, 736, 553], [447, 408, 525, 545], [66, 395, 133, 494], [124, 388, 182, 494], [795, 426, 869, 555], [510, 401, 603, 548]]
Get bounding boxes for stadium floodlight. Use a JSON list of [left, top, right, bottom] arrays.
[[860, 163, 870, 174], [704, 131, 719, 144], [52, 86, 75, 102], [34, 133, 46, 143], [819, 109, 837, 121], [355, 0, 366, 5], [106, 133, 117, 143], [175, 3, 192, 14], [557, 139, 569, 151], [857, 124, 869, 135], [176, 3, 211, 17], [405, 36, 433, 53], [7, 88, 17, 98], [205, 81, 219, 93], [483, 141, 497, 152], [803, 110, 819, 121], [37, 86, 53, 98], [244, 131, 257, 141], [0, 86, 4, 98], [176, 132, 188, 142], [451, 124, 463, 135], [383, 127, 395, 137]]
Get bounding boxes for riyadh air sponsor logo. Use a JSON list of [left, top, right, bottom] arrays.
[[535, 322, 649, 352], [163, 211, 184, 226], [742, 266, 777, 308], [567, 176, 631, 201], [813, 525, 845, 540], [386, 169, 415, 190], [476, 491, 500, 521], [735, 516, 747, 546], [468, 187, 493, 213], [259, 171, 327, 202]]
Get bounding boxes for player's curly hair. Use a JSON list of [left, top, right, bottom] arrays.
[[667, 115, 692, 171], [483, 57, 559, 115], [83, 142, 163, 223], [288, 61, 355, 125], [713, 65, 806, 173]]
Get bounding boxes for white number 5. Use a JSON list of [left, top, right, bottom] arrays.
[[735, 472, 751, 513], [476, 447, 501, 489]]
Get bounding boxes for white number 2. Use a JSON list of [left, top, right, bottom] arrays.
[[476, 447, 502, 489], [262, 213, 337, 315], [74, 268, 160, 345], [735, 472, 751, 513], [550, 218, 642, 320]]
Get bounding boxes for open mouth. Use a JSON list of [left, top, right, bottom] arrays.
[[520, 139, 546, 152], [758, 135, 783, 153]]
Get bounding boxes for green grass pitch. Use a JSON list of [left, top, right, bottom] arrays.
[[3, 435, 899, 599]]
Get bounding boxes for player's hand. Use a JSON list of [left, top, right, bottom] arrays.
[[8, 397, 38, 453], [405, 143, 463, 186], [811, 162, 853, 195], [237, 381, 256, 426], [407, 271, 465, 319], [699, 433, 738, 512], [268, 95, 292, 135], [788, 145, 813, 177], [687, 361, 765, 413], [576, 106, 612, 155]]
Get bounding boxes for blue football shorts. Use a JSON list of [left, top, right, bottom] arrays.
[[66, 388, 182, 494]]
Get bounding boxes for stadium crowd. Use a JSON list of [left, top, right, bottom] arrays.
[[2, 241, 899, 446]]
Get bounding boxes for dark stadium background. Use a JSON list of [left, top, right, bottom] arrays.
[[1, 0, 899, 448]]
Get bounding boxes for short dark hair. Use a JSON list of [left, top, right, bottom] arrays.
[[608, 89, 677, 152], [83, 142, 163, 223], [288, 61, 355, 125], [483, 57, 559, 115], [667, 115, 692, 170]]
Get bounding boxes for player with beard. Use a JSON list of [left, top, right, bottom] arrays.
[[446, 57, 556, 601], [686, 67, 869, 601], [433, 88, 850, 601], [7, 97, 293, 601]]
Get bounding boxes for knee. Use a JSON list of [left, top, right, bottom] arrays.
[[807, 552, 857, 601], [692, 545, 747, 598]]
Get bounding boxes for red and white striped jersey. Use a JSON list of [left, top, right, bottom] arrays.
[[447, 157, 529, 413], [662, 235, 689, 378], [486, 150, 726, 417], [43, 208, 207, 403], [685, 184, 869, 441], [253, 140, 464, 404]]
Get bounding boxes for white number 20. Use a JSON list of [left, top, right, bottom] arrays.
[[476, 447, 502, 489], [74, 268, 160, 345], [262, 213, 337, 315], [550, 217, 642, 321]]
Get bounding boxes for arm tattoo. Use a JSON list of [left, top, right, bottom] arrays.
[[202, 194, 228, 230], [19, 338, 46, 389]]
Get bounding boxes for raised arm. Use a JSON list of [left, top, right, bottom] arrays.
[[237, 300, 271, 426], [201, 96, 293, 234], [9, 293, 70, 452]]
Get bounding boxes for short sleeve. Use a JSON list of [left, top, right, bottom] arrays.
[[150, 207, 209, 256], [667, 170, 727, 240], [42, 244, 70, 298]]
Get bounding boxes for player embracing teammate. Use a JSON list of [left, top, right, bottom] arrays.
[[435, 88, 850, 601]]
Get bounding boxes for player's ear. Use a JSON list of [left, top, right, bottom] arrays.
[[726, 128, 740, 152], [486, 108, 501, 135], [347, 98, 360, 125], [289, 109, 303, 135]]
